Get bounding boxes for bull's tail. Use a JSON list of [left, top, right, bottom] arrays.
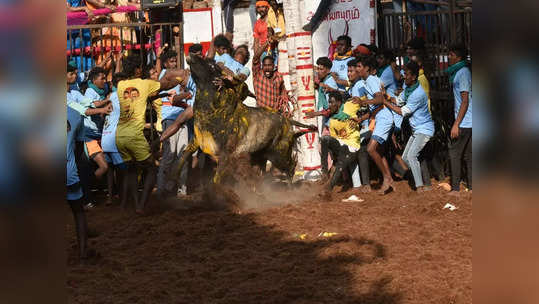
[[289, 119, 318, 131]]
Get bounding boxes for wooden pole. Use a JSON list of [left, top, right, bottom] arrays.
[[282, 0, 321, 180]]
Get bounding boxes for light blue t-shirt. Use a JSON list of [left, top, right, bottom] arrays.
[[67, 106, 83, 200], [159, 69, 182, 121], [101, 92, 121, 153], [82, 87, 105, 140], [452, 67, 473, 128], [331, 56, 354, 90], [350, 79, 369, 129], [364, 75, 393, 123], [67, 90, 91, 142], [379, 65, 402, 129], [401, 84, 435, 137], [215, 53, 251, 77]]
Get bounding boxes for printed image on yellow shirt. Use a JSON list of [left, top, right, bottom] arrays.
[[116, 78, 161, 162]]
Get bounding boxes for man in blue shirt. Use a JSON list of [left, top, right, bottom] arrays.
[[208, 35, 250, 82], [156, 50, 197, 198], [67, 105, 92, 259], [349, 60, 372, 192], [314, 57, 340, 131], [377, 49, 409, 181], [383, 61, 435, 192], [68, 63, 111, 209], [330, 35, 354, 90], [447, 44, 472, 195], [357, 57, 395, 194], [83, 67, 110, 181], [101, 72, 128, 205]]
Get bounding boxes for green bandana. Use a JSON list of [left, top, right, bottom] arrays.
[[446, 60, 467, 83], [331, 104, 349, 121], [377, 65, 389, 77], [403, 56, 410, 65], [317, 75, 331, 110], [88, 82, 107, 100], [404, 81, 419, 102]]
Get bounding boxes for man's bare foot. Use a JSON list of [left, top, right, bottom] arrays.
[[378, 180, 394, 195], [417, 186, 432, 193], [360, 185, 372, 193], [448, 190, 460, 197]]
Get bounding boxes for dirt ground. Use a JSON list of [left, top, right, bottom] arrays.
[[67, 180, 472, 304]]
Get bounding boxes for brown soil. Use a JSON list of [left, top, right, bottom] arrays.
[[67, 180, 472, 304]]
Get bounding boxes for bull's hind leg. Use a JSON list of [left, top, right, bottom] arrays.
[[169, 140, 199, 182]]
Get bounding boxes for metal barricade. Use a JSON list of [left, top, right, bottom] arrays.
[[67, 22, 184, 73]]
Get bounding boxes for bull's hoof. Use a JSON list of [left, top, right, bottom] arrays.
[[204, 184, 242, 212], [319, 190, 333, 201]]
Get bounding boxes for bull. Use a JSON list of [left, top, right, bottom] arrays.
[[167, 54, 316, 193]]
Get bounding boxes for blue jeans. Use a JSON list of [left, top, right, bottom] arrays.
[[402, 132, 431, 188]]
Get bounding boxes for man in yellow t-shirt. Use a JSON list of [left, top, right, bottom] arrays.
[[115, 55, 187, 214]]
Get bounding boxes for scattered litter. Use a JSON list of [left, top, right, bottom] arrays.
[[342, 195, 364, 203], [318, 232, 338, 237], [443, 203, 458, 211], [293, 233, 308, 240], [438, 182, 451, 191]]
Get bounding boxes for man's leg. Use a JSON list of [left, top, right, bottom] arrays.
[[358, 144, 371, 192], [329, 145, 356, 189], [137, 157, 158, 213], [92, 152, 109, 179], [320, 135, 333, 176], [420, 142, 433, 187], [106, 165, 115, 205], [462, 128, 472, 190], [126, 163, 139, 210], [402, 133, 431, 190], [448, 128, 470, 193], [75, 141, 94, 206], [367, 138, 394, 194], [175, 125, 190, 195], [68, 198, 88, 259], [350, 160, 362, 188], [156, 119, 179, 196]]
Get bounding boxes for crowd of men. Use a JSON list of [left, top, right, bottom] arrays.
[[67, 0, 472, 260]]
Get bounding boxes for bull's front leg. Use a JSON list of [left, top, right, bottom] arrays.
[[169, 139, 200, 182]]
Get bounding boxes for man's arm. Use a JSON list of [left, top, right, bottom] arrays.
[[383, 99, 402, 115], [159, 69, 186, 91], [360, 92, 384, 106], [252, 39, 268, 76], [207, 36, 217, 60], [171, 92, 192, 108], [330, 72, 349, 87], [160, 107, 194, 142], [305, 109, 331, 118], [451, 91, 469, 138], [67, 2, 95, 18], [85, 0, 116, 10], [391, 62, 402, 82]]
